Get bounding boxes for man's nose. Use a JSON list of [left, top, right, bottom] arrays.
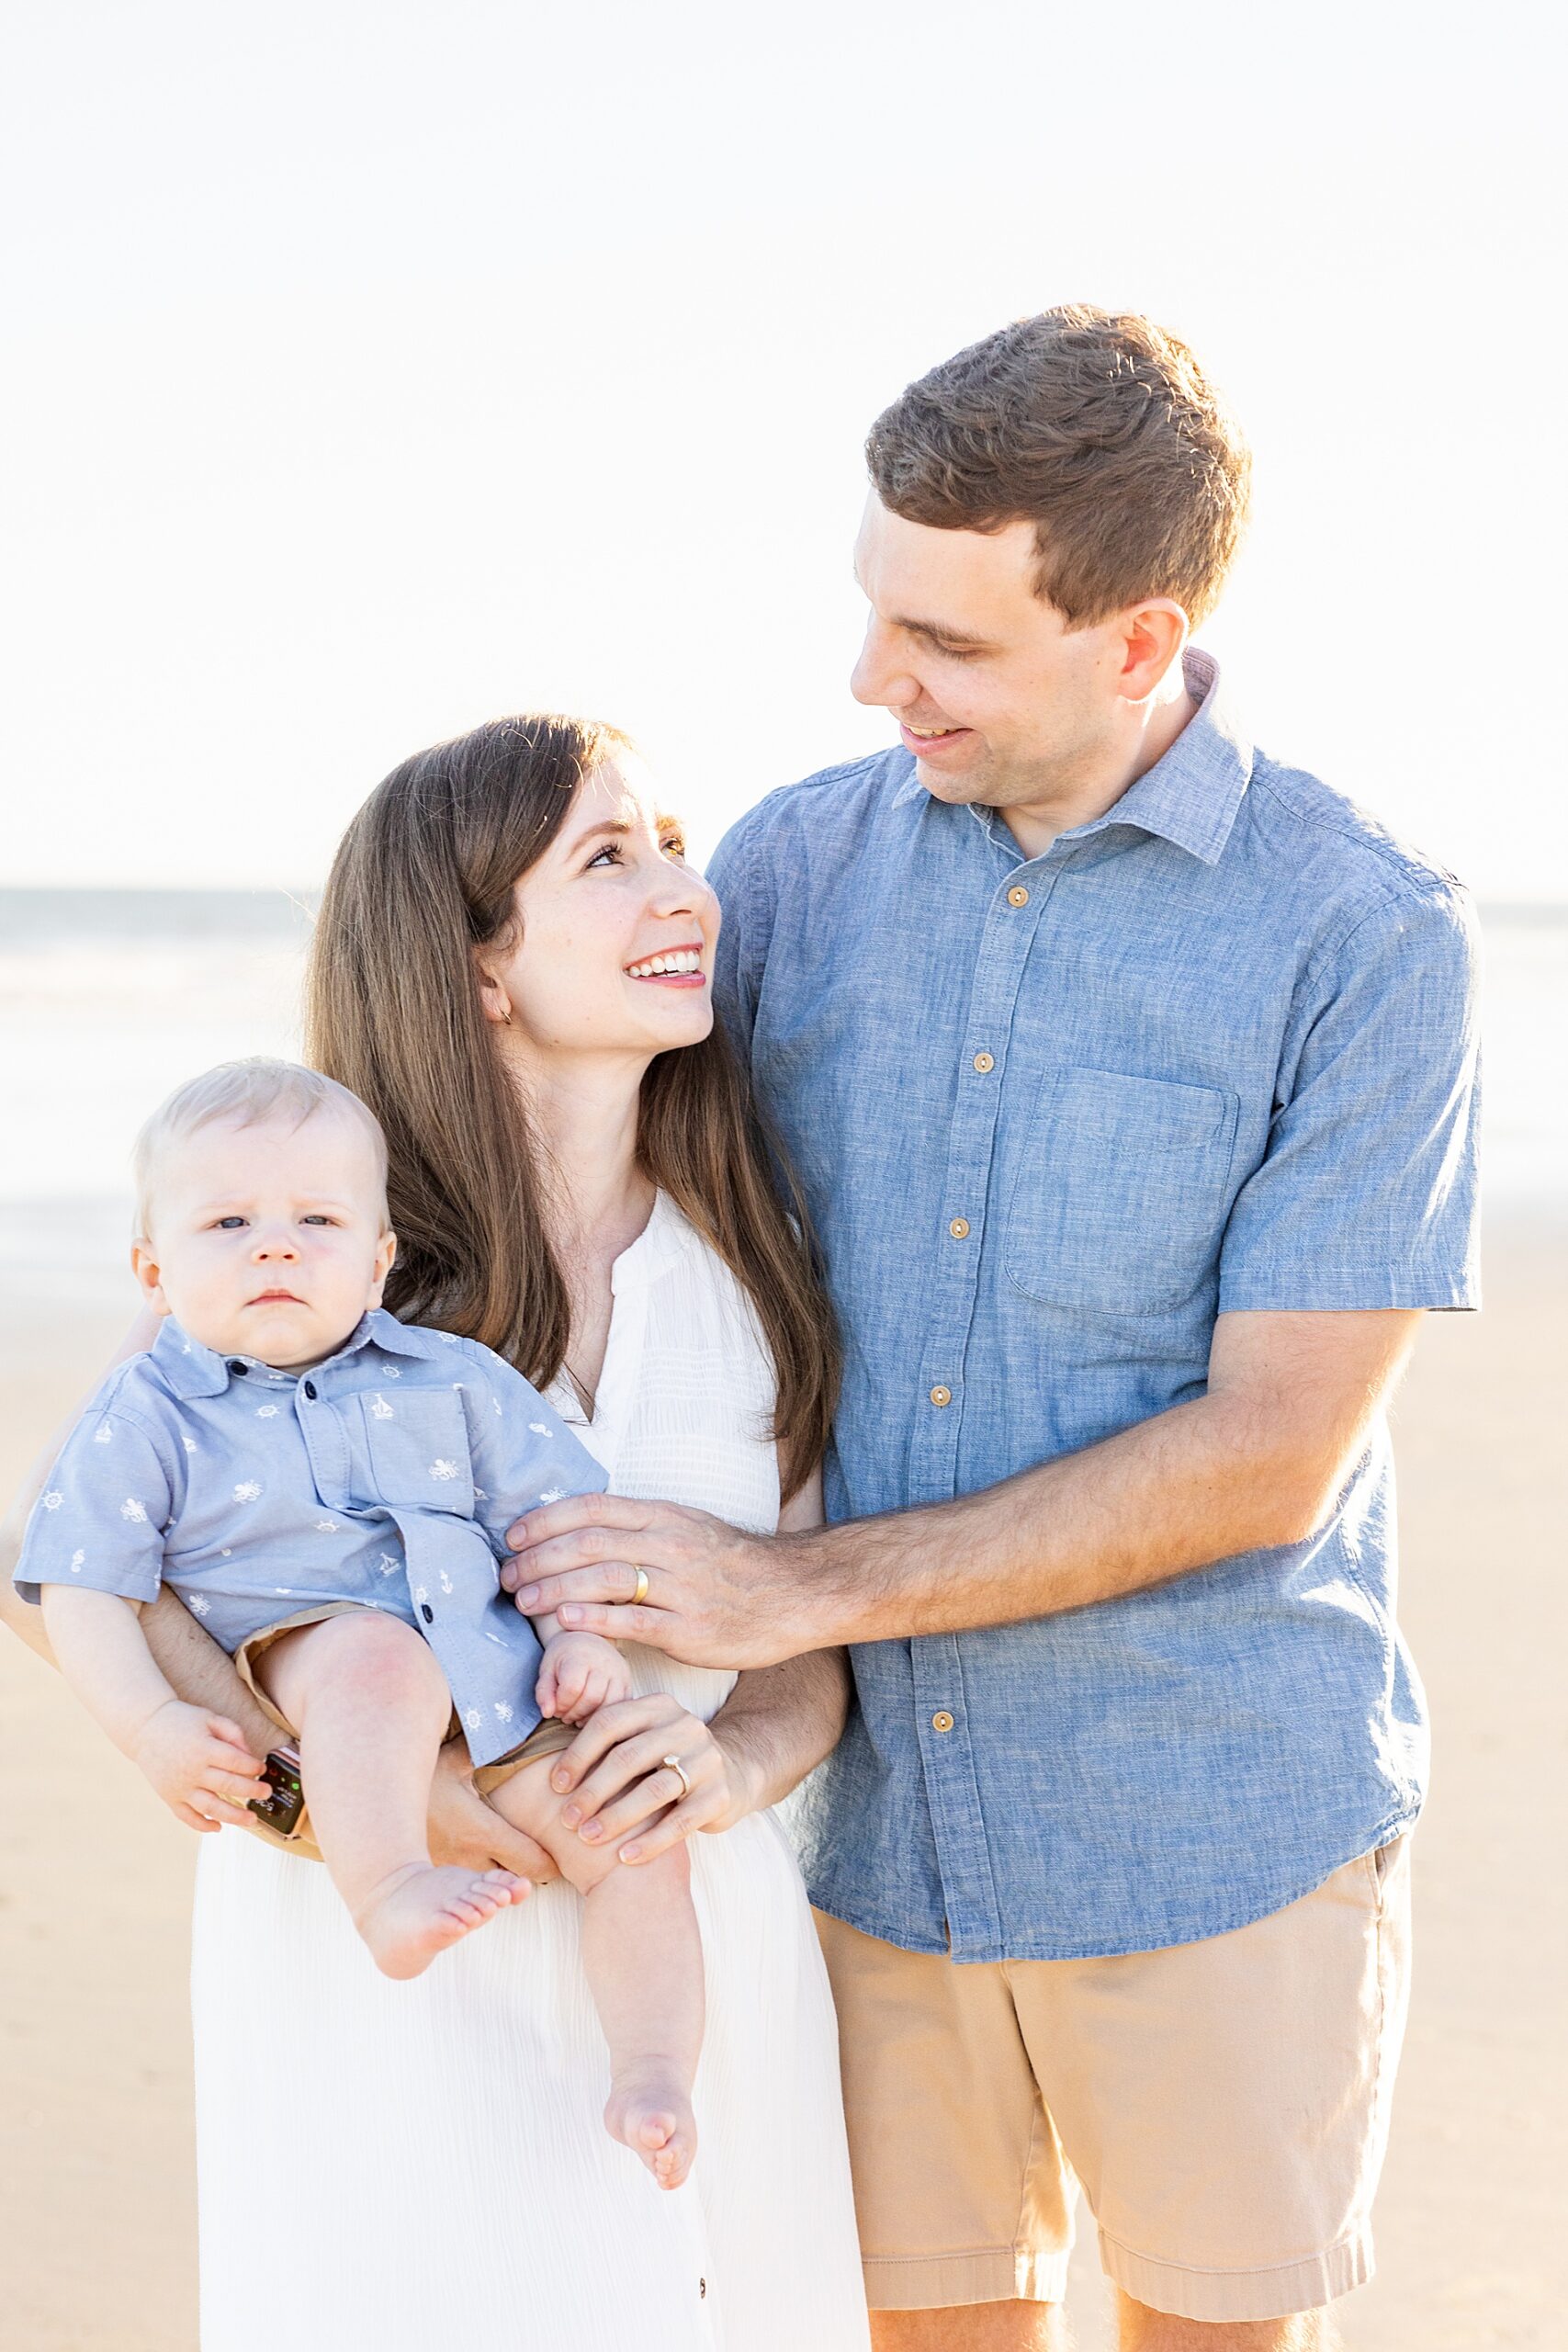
[[851, 620, 918, 710]]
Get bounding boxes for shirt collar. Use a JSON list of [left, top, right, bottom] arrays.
[[889, 646, 1252, 867], [152, 1306, 433, 1399]]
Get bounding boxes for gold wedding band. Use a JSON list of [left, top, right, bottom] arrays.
[[661, 1753, 692, 1798], [631, 1567, 649, 1606]]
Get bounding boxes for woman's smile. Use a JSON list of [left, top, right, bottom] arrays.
[[624, 943, 706, 986]]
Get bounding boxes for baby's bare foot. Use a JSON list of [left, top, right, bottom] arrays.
[[604, 2065, 697, 2190], [355, 1864, 525, 1979]]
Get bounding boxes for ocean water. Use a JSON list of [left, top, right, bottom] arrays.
[[1, 888, 1562, 1305]]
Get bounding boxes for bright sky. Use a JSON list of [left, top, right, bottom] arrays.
[[3, 2, 1562, 897]]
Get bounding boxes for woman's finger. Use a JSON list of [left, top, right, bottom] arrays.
[[175, 1802, 220, 1834], [619, 1796, 715, 1865], [587, 1764, 724, 1847], [547, 1694, 683, 1791], [569, 1724, 709, 1825]]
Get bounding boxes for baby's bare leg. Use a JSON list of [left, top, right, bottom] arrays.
[[493, 1755, 705, 2188], [260, 1613, 525, 1979]]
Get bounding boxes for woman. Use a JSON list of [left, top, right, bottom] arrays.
[[6, 717, 870, 2351]]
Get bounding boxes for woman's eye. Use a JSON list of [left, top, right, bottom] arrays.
[[661, 836, 687, 860], [586, 843, 623, 870]]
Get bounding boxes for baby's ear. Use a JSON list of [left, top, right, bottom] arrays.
[[130, 1238, 172, 1317], [368, 1227, 398, 1304]]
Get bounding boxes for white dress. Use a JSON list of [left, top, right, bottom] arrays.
[[190, 1193, 870, 2352]]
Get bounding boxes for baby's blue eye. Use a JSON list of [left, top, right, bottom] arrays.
[[300, 1215, 335, 1226], [215, 1216, 247, 1230]]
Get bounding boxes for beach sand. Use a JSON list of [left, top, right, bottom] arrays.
[[2, 1209, 1562, 2350]]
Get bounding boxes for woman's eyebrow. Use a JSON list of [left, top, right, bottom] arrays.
[[564, 818, 632, 857]]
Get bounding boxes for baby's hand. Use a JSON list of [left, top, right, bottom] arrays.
[[131, 1699, 268, 1833], [536, 1632, 632, 1725]]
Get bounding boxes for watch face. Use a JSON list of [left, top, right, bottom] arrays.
[[249, 1751, 306, 1838]]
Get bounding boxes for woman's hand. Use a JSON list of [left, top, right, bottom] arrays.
[[428, 1739, 558, 1883], [547, 1691, 758, 1867]]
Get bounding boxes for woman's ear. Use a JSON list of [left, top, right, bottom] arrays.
[[130, 1238, 172, 1317], [471, 949, 513, 1028]]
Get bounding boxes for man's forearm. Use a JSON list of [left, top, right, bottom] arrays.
[[785, 1314, 1416, 1652], [708, 1647, 851, 1816]]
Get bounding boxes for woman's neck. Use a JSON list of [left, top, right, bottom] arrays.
[[501, 1045, 655, 1270]]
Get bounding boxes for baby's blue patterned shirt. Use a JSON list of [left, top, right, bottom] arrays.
[[15, 1308, 606, 1767]]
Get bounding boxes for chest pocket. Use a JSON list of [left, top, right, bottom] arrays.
[[1004, 1066, 1239, 1315], [357, 1389, 475, 1516]]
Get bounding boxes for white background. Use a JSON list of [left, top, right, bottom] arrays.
[[3, 1, 1562, 892]]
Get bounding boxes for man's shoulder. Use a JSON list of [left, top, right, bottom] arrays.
[[1241, 748, 1473, 944], [709, 746, 913, 882]]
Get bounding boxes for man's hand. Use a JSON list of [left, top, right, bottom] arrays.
[[428, 1738, 557, 1883], [503, 1495, 814, 1668], [132, 1699, 268, 1834]]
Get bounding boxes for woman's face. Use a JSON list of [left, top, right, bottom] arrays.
[[479, 756, 720, 1066]]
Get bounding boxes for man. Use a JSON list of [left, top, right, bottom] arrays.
[[506, 306, 1481, 2350]]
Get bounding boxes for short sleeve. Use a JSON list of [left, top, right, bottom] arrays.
[[14, 1405, 176, 1606], [455, 1348, 608, 1551], [707, 808, 778, 1064], [1218, 884, 1482, 1312]]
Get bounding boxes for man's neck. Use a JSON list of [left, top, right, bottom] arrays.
[[999, 675, 1201, 864]]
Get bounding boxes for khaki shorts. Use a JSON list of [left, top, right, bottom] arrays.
[[815, 1839, 1411, 2326], [234, 1603, 572, 1862]]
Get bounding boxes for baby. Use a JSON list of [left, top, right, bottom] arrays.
[[16, 1059, 705, 2188]]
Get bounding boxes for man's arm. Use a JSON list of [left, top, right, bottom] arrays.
[[502, 1306, 1422, 1665]]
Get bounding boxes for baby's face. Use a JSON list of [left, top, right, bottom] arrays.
[[134, 1110, 396, 1369]]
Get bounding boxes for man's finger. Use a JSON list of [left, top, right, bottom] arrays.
[[501, 1533, 651, 1593], [504, 1491, 659, 1555], [504, 1555, 647, 1604]]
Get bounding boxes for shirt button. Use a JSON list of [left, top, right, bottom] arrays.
[[972, 1051, 995, 1074], [303, 1381, 318, 1401], [949, 1217, 970, 1239], [226, 1360, 247, 1375], [1008, 885, 1030, 907], [931, 1711, 954, 1733], [929, 1385, 952, 1408]]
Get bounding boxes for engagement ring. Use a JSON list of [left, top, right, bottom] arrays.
[[661, 1753, 692, 1798]]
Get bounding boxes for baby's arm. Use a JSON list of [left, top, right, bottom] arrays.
[[41, 1586, 264, 1831], [534, 1621, 632, 1725]]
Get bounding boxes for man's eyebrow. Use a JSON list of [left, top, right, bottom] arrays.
[[850, 562, 997, 650]]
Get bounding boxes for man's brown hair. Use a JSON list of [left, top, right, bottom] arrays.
[[866, 305, 1251, 628]]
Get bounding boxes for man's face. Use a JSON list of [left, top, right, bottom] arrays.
[[850, 495, 1124, 813]]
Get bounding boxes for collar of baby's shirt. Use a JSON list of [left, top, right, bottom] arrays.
[[152, 1309, 421, 1401]]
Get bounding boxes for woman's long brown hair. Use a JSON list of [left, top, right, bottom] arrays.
[[305, 715, 837, 1499]]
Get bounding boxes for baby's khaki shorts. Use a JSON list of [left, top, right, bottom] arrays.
[[815, 1838, 1410, 2326], [232, 1602, 571, 1863]]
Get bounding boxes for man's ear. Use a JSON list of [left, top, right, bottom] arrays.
[[1115, 598, 1190, 703], [130, 1239, 172, 1317], [368, 1228, 398, 1307]]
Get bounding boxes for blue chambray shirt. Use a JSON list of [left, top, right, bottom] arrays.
[[710, 650, 1482, 1962], [16, 1308, 606, 1769]]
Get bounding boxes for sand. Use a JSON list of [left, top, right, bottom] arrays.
[[2, 1209, 1563, 2351]]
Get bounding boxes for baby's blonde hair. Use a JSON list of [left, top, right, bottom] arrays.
[[132, 1058, 389, 1237]]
